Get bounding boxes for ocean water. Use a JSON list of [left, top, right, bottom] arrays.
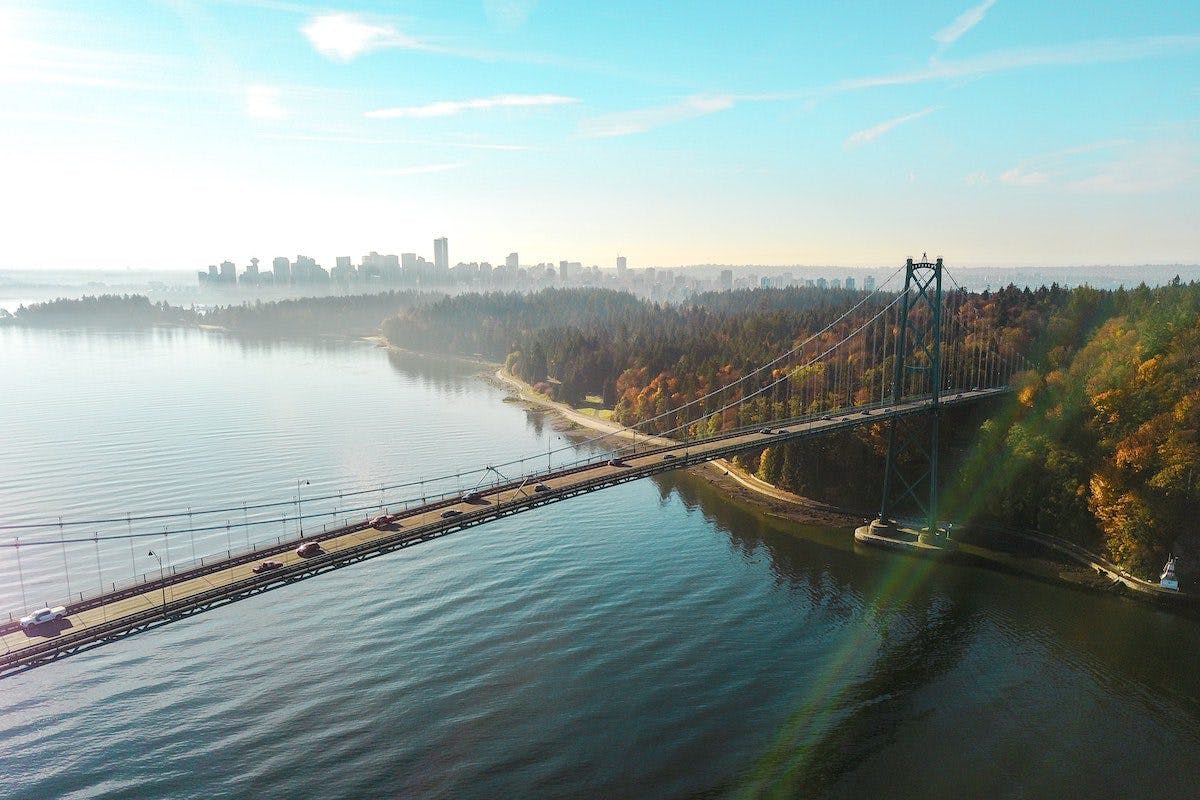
[[0, 327, 1197, 799]]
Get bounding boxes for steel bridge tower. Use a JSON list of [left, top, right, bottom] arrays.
[[876, 256, 945, 543]]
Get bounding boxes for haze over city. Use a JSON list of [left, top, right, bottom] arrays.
[[1, 1, 1197, 271]]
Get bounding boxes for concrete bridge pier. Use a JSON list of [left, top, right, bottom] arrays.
[[854, 517, 957, 557]]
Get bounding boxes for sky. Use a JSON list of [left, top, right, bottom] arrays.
[[0, 0, 1197, 271]]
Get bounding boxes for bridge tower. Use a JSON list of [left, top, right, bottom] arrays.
[[876, 256, 945, 543]]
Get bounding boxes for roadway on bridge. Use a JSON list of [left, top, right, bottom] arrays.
[[1, 389, 1004, 673]]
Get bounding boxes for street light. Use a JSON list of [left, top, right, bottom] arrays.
[[296, 479, 310, 537], [147, 550, 166, 615]]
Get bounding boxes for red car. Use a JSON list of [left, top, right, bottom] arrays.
[[252, 560, 283, 574], [296, 541, 323, 558]]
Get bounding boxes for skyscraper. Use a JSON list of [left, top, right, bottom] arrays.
[[434, 237, 449, 273], [616, 255, 627, 278], [272, 256, 290, 284]]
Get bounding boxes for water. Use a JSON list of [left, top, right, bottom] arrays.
[[0, 327, 1197, 799]]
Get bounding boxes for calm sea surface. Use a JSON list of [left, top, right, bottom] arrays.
[[0, 327, 1198, 799]]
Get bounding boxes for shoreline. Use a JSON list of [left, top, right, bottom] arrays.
[[485, 365, 1195, 606], [490, 365, 869, 530]]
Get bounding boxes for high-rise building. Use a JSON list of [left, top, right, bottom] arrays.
[[336, 256, 351, 270], [434, 237, 449, 273], [219, 260, 236, 284], [864, 274, 876, 291], [616, 256, 627, 278], [273, 256, 290, 284], [845, 276, 856, 291], [241, 257, 260, 286], [719, 269, 733, 290], [506, 252, 518, 269]]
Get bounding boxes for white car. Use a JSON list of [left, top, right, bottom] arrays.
[[20, 606, 67, 629]]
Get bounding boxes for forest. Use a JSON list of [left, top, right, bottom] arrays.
[[383, 282, 1199, 576], [5, 291, 434, 336]]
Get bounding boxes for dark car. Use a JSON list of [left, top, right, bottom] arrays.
[[663, 453, 677, 461], [534, 483, 550, 492], [607, 459, 628, 468], [441, 509, 463, 518], [296, 541, 323, 558], [465, 492, 487, 503], [759, 428, 773, 435], [252, 560, 283, 574]]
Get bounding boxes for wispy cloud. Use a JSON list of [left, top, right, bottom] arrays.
[[934, 0, 997, 47], [991, 139, 1199, 193], [301, 13, 429, 62], [832, 35, 1200, 94], [483, 0, 538, 31], [245, 85, 288, 119], [578, 94, 735, 138], [366, 93, 578, 119], [382, 162, 466, 176], [844, 107, 938, 149]]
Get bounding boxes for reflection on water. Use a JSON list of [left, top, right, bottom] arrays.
[[0, 327, 1198, 800]]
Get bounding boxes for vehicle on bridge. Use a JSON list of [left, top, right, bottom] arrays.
[[441, 509, 463, 518], [296, 541, 323, 558], [20, 606, 67, 629], [252, 560, 283, 574], [370, 514, 400, 529], [534, 483, 550, 492]]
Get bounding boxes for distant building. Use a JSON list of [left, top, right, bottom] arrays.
[[616, 256, 627, 278], [273, 256, 290, 284], [240, 257, 260, 286], [506, 252, 519, 269], [832, 278, 842, 290], [219, 260, 236, 284], [845, 276, 856, 291], [336, 256, 351, 269], [864, 274, 876, 291], [433, 237, 449, 273], [719, 269, 733, 290]]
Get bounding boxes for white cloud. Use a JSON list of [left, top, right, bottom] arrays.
[[366, 93, 578, 119], [484, 0, 538, 31], [934, 0, 997, 46], [301, 13, 426, 62], [578, 94, 735, 138], [965, 171, 990, 186], [382, 162, 466, 176], [844, 107, 937, 149], [996, 139, 1199, 193], [998, 166, 1051, 186], [832, 35, 1200, 94], [245, 85, 288, 119]]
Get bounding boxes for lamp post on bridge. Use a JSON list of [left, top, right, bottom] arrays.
[[296, 479, 310, 538], [147, 549, 166, 616]]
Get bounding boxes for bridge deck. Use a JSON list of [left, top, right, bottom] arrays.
[[0, 389, 1005, 675]]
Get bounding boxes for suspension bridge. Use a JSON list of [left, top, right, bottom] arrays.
[[0, 257, 1025, 677]]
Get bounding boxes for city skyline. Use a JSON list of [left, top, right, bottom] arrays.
[[1, 1, 1197, 270]]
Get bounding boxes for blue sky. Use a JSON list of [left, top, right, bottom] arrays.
[[1, 0, 1197, 270]]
